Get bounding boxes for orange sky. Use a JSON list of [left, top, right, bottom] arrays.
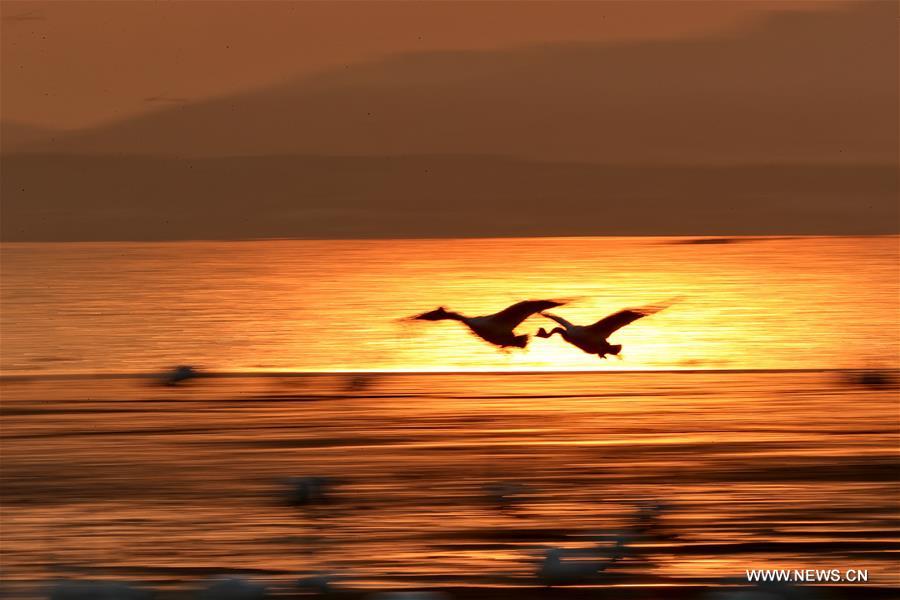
[[1, 0, 852, 130]]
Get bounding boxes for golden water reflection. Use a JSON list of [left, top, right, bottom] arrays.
[[1, 236, 898, 374]]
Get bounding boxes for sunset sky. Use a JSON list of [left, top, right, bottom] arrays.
[[2, 0, 859, 131], [1, 1, 897, 240]]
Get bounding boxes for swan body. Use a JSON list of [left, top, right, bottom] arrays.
[[703, 581, 826, 600], [48, 581, 152, 600], [296, 573, 344, 595], [411, 299, 566, 349], [537, 547, 615, 586], [160, 365, 199, 386], [536, 302, 672, 358], [283, 476, 336, 506], [196, 577, 267, 600], [537, 530, 630, 586]]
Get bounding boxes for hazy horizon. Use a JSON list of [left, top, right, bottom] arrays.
[[2, 1, 897, 241], [0, 0, 864, 131]]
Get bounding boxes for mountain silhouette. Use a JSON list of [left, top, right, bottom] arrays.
[[9, 2, 896, 164]]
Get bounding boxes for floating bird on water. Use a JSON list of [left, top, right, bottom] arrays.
[[409, 299, 566, 349], [344, 373, 378, 393], [844, 369, 897, 389], [283, 476, 338, 507], [296, 572, 347, 595], [537, 545, 618, 587], [159, 365, 200, 386], [48, 580, 152, 600], [703, 580, 827, 600], [536, 301, 674, 359], [196, 576, 267, 600], [535, 530, 631, 586]]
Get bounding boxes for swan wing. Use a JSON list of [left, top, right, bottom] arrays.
[[487, 299, 567, 330], [585, 299, 678, 337], [584, 307, 658, 338]]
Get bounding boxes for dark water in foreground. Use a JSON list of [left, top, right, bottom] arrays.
[[1, 370, 898, 598]]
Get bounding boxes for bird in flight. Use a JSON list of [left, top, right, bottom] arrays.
[[409, 299, 567, 349], [536, 301, 674, 359]]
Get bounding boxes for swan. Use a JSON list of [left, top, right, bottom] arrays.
[[537, 531, 631, 586], [409, 299, 566, 349], [296, 572, 347, 595], [48, 580, 152, 600], [159, 365, 200, 386], [536, 301, 673, 358], [283, 476, 337, 506], [702, 581, 827, 600], [537, 547, 616, 586], [196, 576, 267, 600]]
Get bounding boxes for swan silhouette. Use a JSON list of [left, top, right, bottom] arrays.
[[537, 532, 629, 586], [282, 476, 337, 506], [536, 301, 673, 358], [410, 299, 566, 349], [196, 577, 267, 600], [48, 580, 152, 600]]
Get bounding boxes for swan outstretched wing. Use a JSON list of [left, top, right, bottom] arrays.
[[584, 306, 660, 338], [488, 299, 567, 329], [540, 312, 575, 330], [583, 298, 680, 338]]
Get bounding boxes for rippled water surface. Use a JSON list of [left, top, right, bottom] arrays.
[[1, 237, 898, 598], [1, 371, 898, 597], [2, 236, 898, 373]]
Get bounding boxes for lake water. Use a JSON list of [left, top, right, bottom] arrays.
[[2, 236, 898, 375], [1, 371, 898, 597], [0, 237, 898, 598]]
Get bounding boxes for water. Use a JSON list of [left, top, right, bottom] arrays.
[[1, 371, 898, 597], [2, 236, 898, 374], [1, 237, 898, 597]]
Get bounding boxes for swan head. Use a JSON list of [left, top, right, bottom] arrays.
[[411, 306, 453, 321]]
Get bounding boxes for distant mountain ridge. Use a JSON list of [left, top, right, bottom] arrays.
[[6, 2, 896, 164]]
